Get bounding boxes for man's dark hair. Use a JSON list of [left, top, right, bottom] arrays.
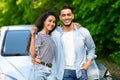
[[60, 5, 73, 14]]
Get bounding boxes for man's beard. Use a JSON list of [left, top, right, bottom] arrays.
[[62, 21, 72, 27]]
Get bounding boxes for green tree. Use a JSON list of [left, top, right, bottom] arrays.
[[72, 0, 120, 65]]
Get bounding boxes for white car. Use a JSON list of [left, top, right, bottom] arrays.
[[0, 25, 35, 80], [0, 25, 113, 80]]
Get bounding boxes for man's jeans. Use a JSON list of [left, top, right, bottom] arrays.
[[33, 64, 51, 80], [63, 69, 88, 80]]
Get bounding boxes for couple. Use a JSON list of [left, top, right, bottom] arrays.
[[27, 5, 96, 80]]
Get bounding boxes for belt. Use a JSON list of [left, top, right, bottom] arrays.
[[40, 61, 52, 68]]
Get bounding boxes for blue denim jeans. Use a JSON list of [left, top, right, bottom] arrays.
[[33, 64, 51, 80], [63, 69, 88, 80]]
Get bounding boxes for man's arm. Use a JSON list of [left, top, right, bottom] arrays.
[[82, 59, 92, 70], [82, 28, 96, 70]]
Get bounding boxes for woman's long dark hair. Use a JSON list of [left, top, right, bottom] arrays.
[[26, 11, 57, 52]]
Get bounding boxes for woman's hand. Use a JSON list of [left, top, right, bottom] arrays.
[[73, 22, 81, 28], [32, 56, 41, 65], [30, 26, 37, 37]]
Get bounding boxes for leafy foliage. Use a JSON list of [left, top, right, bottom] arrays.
[[72, 0, 120, 65]]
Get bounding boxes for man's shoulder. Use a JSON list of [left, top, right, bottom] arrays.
[[78, 26, 89, 32], [51, 26, 62, 36], [53, 26, 62, 32], [77, 26, 91, 37]]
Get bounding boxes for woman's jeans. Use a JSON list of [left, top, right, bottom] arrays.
[[34, 64, 51, 80], [63, 69, 88, 80]]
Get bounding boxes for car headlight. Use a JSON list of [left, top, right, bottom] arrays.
[[104, 70, 113, 80], [104, 70, 111, 77], [0, 73, 17, 80]]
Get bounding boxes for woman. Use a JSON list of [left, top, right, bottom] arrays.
[[27, 11, 57, 80]]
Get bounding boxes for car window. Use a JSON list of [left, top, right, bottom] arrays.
[[2, 30, 30, 56]]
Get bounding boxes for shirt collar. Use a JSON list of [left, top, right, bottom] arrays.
[[59, 24, 79, 33]]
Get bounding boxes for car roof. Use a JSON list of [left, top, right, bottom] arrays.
[[1, 25, 34, 30]]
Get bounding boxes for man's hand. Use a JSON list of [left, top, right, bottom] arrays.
[[82, 59, 92, 70], [32, 56, 41, 65]]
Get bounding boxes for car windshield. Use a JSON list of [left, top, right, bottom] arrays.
[[2, 30, 30, 56]]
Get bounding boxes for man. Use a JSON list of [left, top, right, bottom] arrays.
[[50, 5, 96, 80], [33, 5, 96, 80]]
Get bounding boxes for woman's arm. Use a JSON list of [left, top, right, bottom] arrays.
[[29, 27, 37, 57]]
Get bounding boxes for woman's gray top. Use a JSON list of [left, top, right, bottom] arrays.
[[35, 32, 54, 64]]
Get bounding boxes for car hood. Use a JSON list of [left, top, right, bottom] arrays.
[[0, 56, 34, 80]]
